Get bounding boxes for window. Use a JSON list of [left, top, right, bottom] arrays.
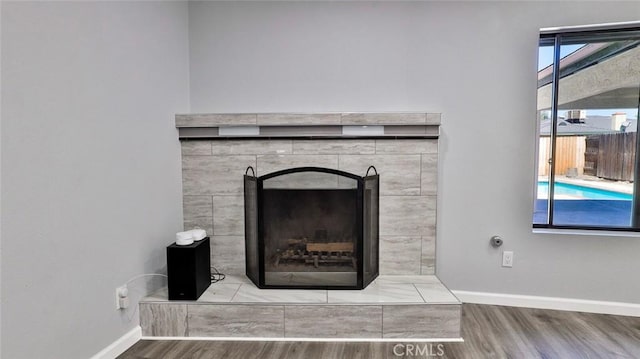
[[534, 24, 640, 231]]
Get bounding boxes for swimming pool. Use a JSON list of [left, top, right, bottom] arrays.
[[538, 181, 632, 200]]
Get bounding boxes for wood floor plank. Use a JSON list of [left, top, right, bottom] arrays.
[[118, 304, 640, 359]]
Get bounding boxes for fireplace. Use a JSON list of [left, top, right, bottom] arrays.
[[244, 166, 379, 289]]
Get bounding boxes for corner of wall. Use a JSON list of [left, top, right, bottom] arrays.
[[89, 326, 141, 359]]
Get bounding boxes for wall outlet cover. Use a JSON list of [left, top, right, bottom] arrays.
[[502, 251, 514, 267]]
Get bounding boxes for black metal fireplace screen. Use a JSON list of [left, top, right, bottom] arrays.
[[244, 166, 379, 289]]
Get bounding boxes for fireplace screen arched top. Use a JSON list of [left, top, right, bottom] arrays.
[[244, 166, 379, 289], [260, 167, 362, 190]]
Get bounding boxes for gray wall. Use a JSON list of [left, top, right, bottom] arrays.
[[1, 2, 189, 358], [0, 2, 3, 354], [188, 1, 640, 303]]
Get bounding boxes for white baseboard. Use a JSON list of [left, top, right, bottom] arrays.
[[452, 290, 640, 317], [141, 336, 464, 343], [90, 326, 141, 359]]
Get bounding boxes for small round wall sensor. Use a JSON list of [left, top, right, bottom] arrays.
[[490, 235, 503, 247]]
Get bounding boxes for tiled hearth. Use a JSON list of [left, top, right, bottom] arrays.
[[140, 275, 461, 339], [139, 112, 461, 340]]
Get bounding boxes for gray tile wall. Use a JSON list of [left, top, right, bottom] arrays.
[[180, 137, 439, 275], [188, 304, 285, 337], [382, 304, 461, 338], [140, 303, 188, 337], [285, 305, 382, 338], [140, 302, 460, 339]]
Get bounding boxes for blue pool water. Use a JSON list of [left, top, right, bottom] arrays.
[[538, 181, 632, 200]]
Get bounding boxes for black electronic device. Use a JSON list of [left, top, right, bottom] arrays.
[[167, 237, 210, 300]]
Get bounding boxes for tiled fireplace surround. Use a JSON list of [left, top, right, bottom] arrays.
[[181, 113, 439, 276], [139, 113, 462, 340]]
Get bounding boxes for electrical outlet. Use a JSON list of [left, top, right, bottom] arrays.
[[115, 285, 128, 310], [502, 251, 514, 267]]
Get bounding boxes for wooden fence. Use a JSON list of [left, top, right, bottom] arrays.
[[591, 132, 636, 182], [584, 136, 598, 176], [540, 133, 636, 181], [538, 136, 586, 177]]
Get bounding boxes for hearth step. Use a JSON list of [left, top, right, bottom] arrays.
[[139, 275, 461, 340]]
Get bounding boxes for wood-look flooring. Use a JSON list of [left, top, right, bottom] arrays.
[[119, 304, 640, 358]]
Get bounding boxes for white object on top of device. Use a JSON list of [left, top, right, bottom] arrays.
[[176, 231, 194, 246], [175, 228, 207, 246], [189, 228, 207, 241]]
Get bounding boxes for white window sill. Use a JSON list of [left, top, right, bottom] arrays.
[[533, 227, 640, 238]]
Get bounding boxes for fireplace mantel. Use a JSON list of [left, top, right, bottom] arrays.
[[175, 112, 440, 139]]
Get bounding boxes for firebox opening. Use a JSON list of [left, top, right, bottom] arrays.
[[263, 188, 359, 286]]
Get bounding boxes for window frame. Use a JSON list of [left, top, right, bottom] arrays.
[[533, 22, 640, 232]]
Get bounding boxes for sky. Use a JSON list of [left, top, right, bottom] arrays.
[[537, 44, 585, 70], [588, 109, 638, 119]]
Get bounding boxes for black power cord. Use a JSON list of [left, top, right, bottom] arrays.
[[210, 266, 226, 283]]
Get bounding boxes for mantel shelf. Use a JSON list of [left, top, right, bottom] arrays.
[[175, 112, 440, 139]]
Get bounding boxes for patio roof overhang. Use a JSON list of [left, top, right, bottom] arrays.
[[537, 44, 640, 111]]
